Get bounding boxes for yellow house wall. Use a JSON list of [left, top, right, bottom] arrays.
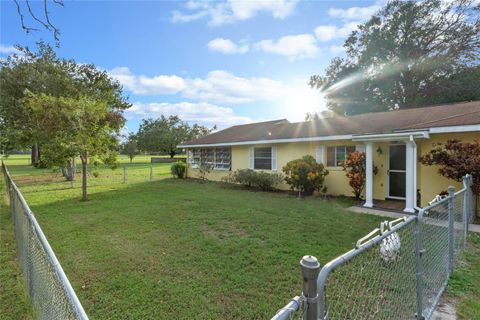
[[186, 130, 479, 204], [418, 132, 480, 207]]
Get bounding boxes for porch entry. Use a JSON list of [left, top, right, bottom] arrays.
[[388, 144, 406, 199]]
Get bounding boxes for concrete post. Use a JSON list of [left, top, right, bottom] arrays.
[[150, 165, 153, 181], [300, 255, 321, 320], [364, 142, 373, 208], [404, 140, 416, 213], [448, 186, 455, 273]]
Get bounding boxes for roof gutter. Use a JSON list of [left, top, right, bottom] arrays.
[[178, 134, 353, 148], [351, 131, 429, 142]]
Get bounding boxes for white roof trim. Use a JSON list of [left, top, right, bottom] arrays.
[[178, 135, 353, 148], [352, 131, 430, 142], [429, 124, 480, 133]]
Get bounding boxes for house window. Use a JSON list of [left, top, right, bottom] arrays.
[[214, 148, 231, 170], [254, 147, 272, 170], [326, 145, 356, 167], [188, 148, 231, 170]]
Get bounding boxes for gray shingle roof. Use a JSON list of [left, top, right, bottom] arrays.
[[181, 101, 480, 147]]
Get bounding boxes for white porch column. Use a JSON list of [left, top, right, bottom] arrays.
[[404, 140, 416, 213], [364, 142, 373, 208]]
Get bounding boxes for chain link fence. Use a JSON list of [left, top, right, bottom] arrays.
[[272, 175, 475, 320], [9, 163, 172, 194], [2, 163, 88, 320]]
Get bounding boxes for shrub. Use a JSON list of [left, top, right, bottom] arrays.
[[225, 169, 283, 191], [342, 151, 378, 200], [282, 155, 329, 197], [171, 161, 187, 178]]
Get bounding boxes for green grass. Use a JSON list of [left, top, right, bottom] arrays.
[[446, 232, 480, 319], [2, 160, 479, 319], [2, 170, 387, 319], [0, 179, 33, 320]]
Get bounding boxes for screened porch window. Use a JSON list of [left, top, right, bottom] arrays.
[[188, 148, 231, 171]]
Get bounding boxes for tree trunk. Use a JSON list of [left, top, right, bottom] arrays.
[[129, 156, 133, 164], [169, 150, 175, 158], [31, 144, 39, 167], [64, 159, 76, 181], [81, 151, 88, 201]]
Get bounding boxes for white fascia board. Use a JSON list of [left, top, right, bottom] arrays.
[[429, 124, 480, 133], [352, 131, 430, 142], [177, 134, 353, 148]]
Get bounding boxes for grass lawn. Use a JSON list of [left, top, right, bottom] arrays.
[[446, 232, 480, 319], [1, 161, 479, 319]]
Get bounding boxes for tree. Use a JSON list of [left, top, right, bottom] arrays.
[[310, 0, 480, 115], [419, 139, 480, 196], [24, 93, 124, 201], [343, 151, 378, 200], [282, 155, 329, 197], [0, 42, 130, 168], [121, 134, 139, 163], [136, 116, 213, 158]]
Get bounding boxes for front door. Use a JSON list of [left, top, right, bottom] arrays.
[[388, 144, 406, 199]]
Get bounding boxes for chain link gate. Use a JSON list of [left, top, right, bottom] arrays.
[[272, 175, 474, 320], [2, 163, 88, 320]]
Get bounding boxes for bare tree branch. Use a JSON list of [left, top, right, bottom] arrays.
[[14, 0, 62, 46]]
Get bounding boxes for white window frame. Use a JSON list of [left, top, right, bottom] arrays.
[[252, 146, 276, 171], [326, 145, 356, 168]]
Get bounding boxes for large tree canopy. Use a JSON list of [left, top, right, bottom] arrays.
[[0, 42, 130, 163], [310, 0, 480, 115], [136, 116, 214, 158], [0, 43, 131, 200]]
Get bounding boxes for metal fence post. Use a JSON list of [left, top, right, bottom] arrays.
[[300, 255, 320, 320], [463, 176, 470, 246], [150, 165, 153, 181], [447, 186, 455, 273], [415, 211, 425, 320], [123, 167, 126, 184]]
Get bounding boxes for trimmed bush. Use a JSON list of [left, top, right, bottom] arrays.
[[282, 155, 329, 197], [171, 161, 187, 178], [223, 169, 283, 191]]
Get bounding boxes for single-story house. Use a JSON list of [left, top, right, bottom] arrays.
[[179, 101, 480, 212]]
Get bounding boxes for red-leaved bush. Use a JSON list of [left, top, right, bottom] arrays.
[[342, 151, 378, 200], [419, 139, 480, 195]]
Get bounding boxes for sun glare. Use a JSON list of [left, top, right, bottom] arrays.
[[283, 84, 327, 122]]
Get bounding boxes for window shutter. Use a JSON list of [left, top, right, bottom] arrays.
[[249, 147, 254, 169], [316, 145, 324, 164], [271, 146, 277, 171], [356, 144, 366, 153]]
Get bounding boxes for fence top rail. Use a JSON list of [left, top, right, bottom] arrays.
[[2, 162, 89, 320], [316, 215, 416, 289]]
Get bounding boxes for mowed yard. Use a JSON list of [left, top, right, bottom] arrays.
[[1, 157, 479, 319]]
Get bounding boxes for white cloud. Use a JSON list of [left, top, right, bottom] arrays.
[[328, 4, 381, 21], [126, 101, 252, 128], [254, 34, 319, 60], [110, 68, 285, 105], [0, 45, 21, 55], [172, 0, 299, 26], [109, 67, 186, 95], [207, 38, 249, 54], [314, 22, 360, 42], [182, 70, 284, 104]]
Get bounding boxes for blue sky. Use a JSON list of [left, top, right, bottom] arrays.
[[1, 0, 382, 133]]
